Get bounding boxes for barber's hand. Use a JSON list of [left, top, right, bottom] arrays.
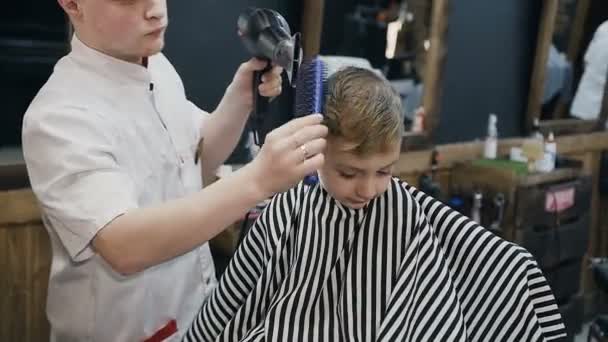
[[247, 114, 327, 197], [225, 58, 283, 114]]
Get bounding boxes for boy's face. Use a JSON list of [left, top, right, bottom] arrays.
[[318, 137, 401, 210], [61, 0, 168, 63]]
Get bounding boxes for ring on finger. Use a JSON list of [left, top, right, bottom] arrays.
[[299, 144, 309, 162]]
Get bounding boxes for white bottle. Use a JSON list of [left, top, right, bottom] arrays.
[[483, 114, 498, 159], [471, 190, 483, 224], [536, 132, 556, 173], [544, 132, 556, 172], [412, 107, 425, 133], [531, 118, 543, 141]]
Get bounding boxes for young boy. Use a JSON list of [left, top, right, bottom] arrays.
[[185, 67, 567, 341]]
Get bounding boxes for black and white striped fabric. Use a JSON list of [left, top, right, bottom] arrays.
[[185, 178, 567, 341]]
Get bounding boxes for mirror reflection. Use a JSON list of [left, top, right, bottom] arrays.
[[320, 0, 435, 133], [542, 0, 608, 125]]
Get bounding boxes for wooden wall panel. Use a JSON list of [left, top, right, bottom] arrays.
[[1, 219, 51, 342]]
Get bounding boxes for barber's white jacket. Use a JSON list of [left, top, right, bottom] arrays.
[[571, 20, 608, 121], [22, 35, 217, 342]]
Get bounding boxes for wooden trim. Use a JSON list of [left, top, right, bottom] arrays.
[[0, 164, 29, 192], [396, 138, 523, 174], [0, 221, 51, 341], [566, 0, 591, 63], [401, 132, 432, 152], [539, 118, 600, 135], [572, 152, 601, 257], [301, 0, 325, 58], [422, 0, 450, 138], [526, 0, 559, 133], [0, 189, 41, 226], [396, 132, 608, 174]]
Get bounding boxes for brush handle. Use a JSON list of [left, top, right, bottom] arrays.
[[252, 61, 273, 145]]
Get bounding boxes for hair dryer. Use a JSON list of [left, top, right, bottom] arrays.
[[237, 7, 302, 145]]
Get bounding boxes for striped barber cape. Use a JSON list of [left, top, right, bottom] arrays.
[[185, 178, 567, 341]]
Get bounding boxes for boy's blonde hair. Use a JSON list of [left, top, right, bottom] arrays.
[[324, 67, 403, 156]]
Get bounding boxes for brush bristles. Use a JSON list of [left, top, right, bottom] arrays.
[[295, 57, 328, 117]]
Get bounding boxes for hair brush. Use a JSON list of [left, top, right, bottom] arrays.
[[294, 56, 328, 118], [294, 56, 329, 185]]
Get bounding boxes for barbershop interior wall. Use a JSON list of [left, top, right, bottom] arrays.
[[0, 2, 68, 148]]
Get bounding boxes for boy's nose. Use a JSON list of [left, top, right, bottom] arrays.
[[356, 179, 376, 201]]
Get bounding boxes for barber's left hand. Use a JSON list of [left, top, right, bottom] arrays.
[[225, 58, 283, 114]]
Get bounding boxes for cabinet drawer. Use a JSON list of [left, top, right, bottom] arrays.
[[515, 176, 591, 229], [558, 293, 584, 340], [517, 214, 590, 269], [545, 260, 583, 302]]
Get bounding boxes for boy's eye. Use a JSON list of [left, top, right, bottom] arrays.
[[377, 171, 391, 176], [338, 171, 356, 179]]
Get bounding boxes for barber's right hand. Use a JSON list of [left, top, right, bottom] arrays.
[[248, 114, 327, 197]]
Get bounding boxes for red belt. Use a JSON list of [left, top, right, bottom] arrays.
[[143, 319, 177, 342]]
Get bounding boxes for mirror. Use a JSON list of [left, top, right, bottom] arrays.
[[315, 0, 450, 149], [527, 0, 608, 135]]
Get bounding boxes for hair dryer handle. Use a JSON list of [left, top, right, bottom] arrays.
[[252, 62, 273, 145]]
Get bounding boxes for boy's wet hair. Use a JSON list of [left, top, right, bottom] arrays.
[[323, 67, 403, 156]]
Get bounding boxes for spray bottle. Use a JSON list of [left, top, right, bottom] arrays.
[[483, 114, 498, 159]]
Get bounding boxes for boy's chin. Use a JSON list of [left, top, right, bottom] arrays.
[[341, 199, 369, 210]]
